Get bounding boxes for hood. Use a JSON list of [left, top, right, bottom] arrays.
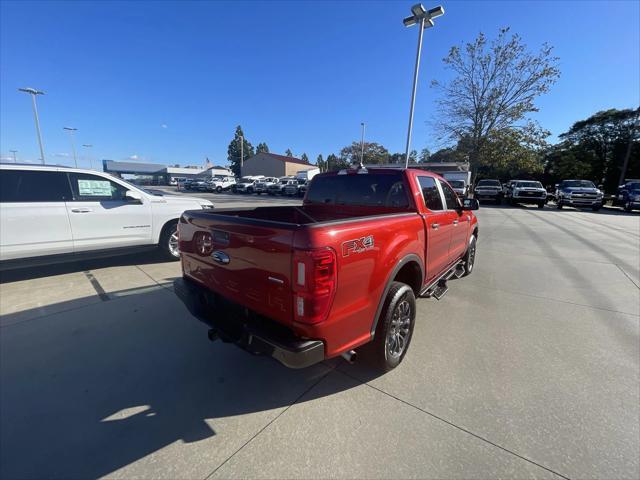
[[152, 194, 213, 208]]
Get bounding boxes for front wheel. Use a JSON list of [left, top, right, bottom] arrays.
[[216, 186, 222, 193], [159, 221, 180, 261], [365, 282, 416, 371], [537, 202, 545, 209], [624, 200, 632, 212], [592, 205, 601, 211], [556, 200, 563, 209], [247, 187, 254, 194], [462, 235, 477, 276]]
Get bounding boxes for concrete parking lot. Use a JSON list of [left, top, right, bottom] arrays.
[[1, 197, 638, 479]]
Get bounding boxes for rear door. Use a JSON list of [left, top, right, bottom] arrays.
[[0, 169, 74, 260], [65, 172, 153, 252], [438, 179, 469, 263], [416, 175, 453, 282]]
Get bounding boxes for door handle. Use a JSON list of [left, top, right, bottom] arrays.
[[453, 219, 459, 226], [71, 208, 92, 213], [431, 223, 439, 230]]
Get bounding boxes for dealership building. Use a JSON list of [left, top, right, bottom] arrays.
[[102, 160, 231, 184], [240, 152, 317, 178]]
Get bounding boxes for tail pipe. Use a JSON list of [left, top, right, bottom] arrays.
[[340, 349, 357, 364]]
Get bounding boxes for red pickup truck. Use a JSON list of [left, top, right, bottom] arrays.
[[174, 167, 479, 371]]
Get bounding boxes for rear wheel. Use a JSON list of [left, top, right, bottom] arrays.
[[247, 187, 254, 194], [556, 200, 563, 209], [366, 282, 416, 371], [625, 200, 633, 212], [159, 221, 180, 261], [216, 186, 222, 193]]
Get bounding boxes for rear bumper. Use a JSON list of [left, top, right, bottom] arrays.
[[174, 277, 325, 369]]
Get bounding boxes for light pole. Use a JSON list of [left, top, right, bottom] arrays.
[[9, 150, 18, 163], [82, 144, 93, 169], [63, 127, 78, 167], [359, 122, 366, 167], [18, 87, 46, 164], [402, 4, 444, 168]]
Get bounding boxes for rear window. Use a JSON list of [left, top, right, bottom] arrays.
[[0, 169, 72, 202], [306, 173, 409, 208]]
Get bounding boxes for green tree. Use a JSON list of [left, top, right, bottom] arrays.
[[326, 153, 345, 171], [339, 141, 389, 165], [418, 148, 431, 163], [433, 28, 560, 174], [285, 148, 294, 157], [227, 125, 255, 176], [256, 142, 270, 154], [316, 154, 327, 172], [555, 108, 640, 190], [301, 153, 309, 163]]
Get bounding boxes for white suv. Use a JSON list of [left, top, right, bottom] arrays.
[[0, 164, 214, 268]]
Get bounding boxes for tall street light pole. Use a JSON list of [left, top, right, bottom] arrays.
[[82, 144, 93, 170], [63, 127, 78, 167], [9, 150, 18, 163], [360, 122, 366, 167], [18, 87, 46, 164], [402, 4, 444, 168]]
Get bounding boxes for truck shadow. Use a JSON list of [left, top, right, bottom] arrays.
[[0, 285, 382, 479]]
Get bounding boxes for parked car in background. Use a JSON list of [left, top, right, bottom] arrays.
[[207, 176, 236, 193], [174, 167, 479, 371], [506, 180, 547, 208], [616, 180, 640, 212], [474, 179, 503, 204], [268, 177, 297, 195], [448, 179, 468, 198], [234, 176, 263, 194], [194, 180, 209, 191], [254, 177, 279, 194], [555, 180, 603, 211], [283, 179, 305, 196], [0, 164, 214, 268]]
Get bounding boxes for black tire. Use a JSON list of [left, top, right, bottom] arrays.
[[624, 200, 632, 212], [247, 187, 254, 194], [556, 201, 563, 210], [159, 220, 180, 261], [592, 205, 601, 212], [216, 186, 222, 193], [537, 202, 545, 209], [495, 197, 501, 205], [462, 235, 477, 276], [366, 282, 416, 371]]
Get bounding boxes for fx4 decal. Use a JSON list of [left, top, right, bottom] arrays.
[[342, 235, 374, 257]]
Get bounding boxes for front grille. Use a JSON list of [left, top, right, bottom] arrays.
[[518, 191, 545, 197]]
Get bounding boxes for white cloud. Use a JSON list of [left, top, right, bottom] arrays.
[[129, 154, 139, 160], [54, 152, 70, 157], [0, 156, 13, 162], [161, 124, 168, 129]]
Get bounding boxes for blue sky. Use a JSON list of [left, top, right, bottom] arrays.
[[1, 0, 638, 169]]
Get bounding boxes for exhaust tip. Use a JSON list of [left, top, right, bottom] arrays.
[[340, 350, 357, 364]]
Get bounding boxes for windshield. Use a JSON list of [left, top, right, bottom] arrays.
[[240, 177, 253, 183], [477, 180, 501, 187], [627, 182, 640, 191], [562, 180, 596, 188], [449, 180, 465, 188], [515, 181, 543, 188]]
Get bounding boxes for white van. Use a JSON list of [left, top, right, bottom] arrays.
[[0, 164, 214, 268]]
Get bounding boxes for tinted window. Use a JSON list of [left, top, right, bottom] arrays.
[[439, 180, 460, 209], [306, 173, 409, 208], [68, 172, 128, 201], [477, 179, 501, 187], [0, 169, 72, 202], [561, 180, 596, 188], [417, 176, 443, 211], [515, 181, 543, 188]]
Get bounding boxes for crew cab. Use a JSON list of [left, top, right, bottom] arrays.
[[267, 177, 296, 195], [254, 177, 278, 194], [555, 179, 603, 211], [174, 167, 479, 371], [0, 164, 213, 268], [234, 176, 263, 194], [207, 176, 236, 193], [474, 179, 503, 204], [506, 180, 547, 208], [616, 180, 640, 212]]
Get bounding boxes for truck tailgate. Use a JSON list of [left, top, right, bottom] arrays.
[[179, 212, 296, 325]]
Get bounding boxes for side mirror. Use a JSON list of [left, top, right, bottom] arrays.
[[555, 184, 560, 189], [462, 198, 479, 211], [598, 184, 604, 190], [125, 190, 143, 203]]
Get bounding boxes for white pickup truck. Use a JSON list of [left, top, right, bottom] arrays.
[[0, 164, 213, 268]]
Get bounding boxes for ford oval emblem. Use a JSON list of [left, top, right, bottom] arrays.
[[211, 250, 230, 265]]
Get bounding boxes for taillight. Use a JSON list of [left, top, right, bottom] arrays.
[[292, 248, 337, 324], [194, 232, 213, 256]]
